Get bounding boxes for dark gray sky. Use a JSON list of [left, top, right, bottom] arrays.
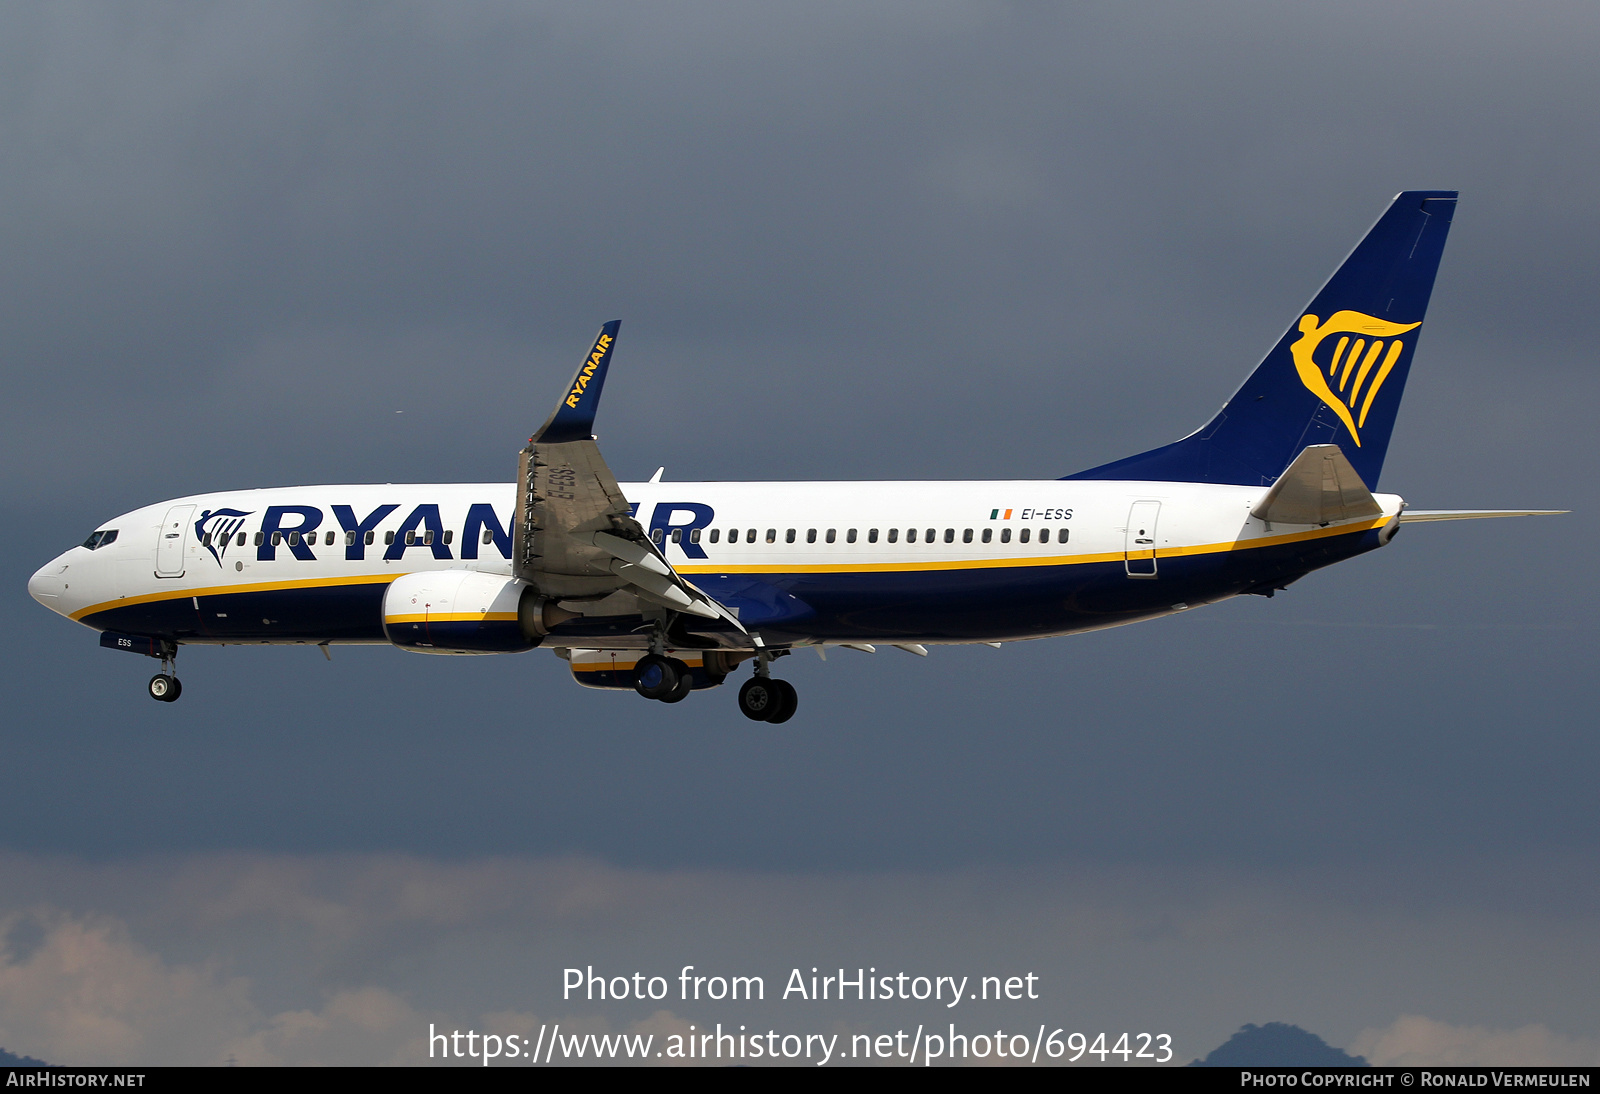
[[3, 1, 1597, 1066]]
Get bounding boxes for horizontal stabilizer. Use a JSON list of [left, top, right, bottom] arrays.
[[1399, 509, 1569, 522], [1251, 444, 1383, 526]]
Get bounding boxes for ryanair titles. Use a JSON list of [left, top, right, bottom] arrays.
[[566, 333, 613, 409]]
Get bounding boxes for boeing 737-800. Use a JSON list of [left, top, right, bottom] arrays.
[[27, 191, 1561, 722]]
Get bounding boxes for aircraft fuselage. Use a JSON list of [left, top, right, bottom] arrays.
[[30, 478, 1402, 650]]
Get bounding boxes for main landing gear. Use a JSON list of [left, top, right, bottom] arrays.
[[633, 653, 694, 704], [630, 640, 799, 723], [148, 648, 182, 702], [738, 650, 797, 724]]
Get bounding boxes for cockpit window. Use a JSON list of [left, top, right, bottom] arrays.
[[81, 529, 118, 550]]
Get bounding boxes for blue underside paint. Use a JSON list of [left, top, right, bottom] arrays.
[[574, 664, 728, 692], [384, 618, 535, 654], [81, 528, 1383, 648]]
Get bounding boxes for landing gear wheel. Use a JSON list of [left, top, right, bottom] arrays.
[[738, 677, 777, 720], [660, 669, 694, 704], [148, 674, 181, 702], [765, 678, 798, 724], [739, 676, 795, 722], [633, 654, 679, 700]]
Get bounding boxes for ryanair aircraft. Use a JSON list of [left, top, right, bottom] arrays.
[[28, 191, 1561, 722]]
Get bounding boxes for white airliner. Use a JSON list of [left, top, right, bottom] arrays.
[[28, 191, 1561, 722]]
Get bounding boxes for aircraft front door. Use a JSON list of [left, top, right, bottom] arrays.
[[1124, 500, 1161, 579], [155, 504, 195, 578]]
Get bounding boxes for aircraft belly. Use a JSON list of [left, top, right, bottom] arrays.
[[82, 582, 390, 643]]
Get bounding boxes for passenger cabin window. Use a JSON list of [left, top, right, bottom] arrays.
[[690, 528, 702, 544], [826, 529, 836, 543], [366, 531, 376, 545], [746, 529, 757, 543], [906, 528, 917, 543], [236, 533, 245, 547], [962, 529, 973, 543], [201, 532, 213, 546], [1019, 529, 1030, 544], [943, 528, 954, 543], [785, 529, 795, 543], [671, 529, 682, 544], [709, 529, 720, 543], [404, 531, 416, 545], [384, 531, 395, 545], [766, 529, 776, 543], [925, 528, 935, 543], [652, 528, 664, 545], [846, 529, 857, 543], [481, 529, 493, 545], [442, 530, 453, 545], [888, 528, 899, 543], [347, 531, 358, 546], [982, 528, 992, 543], [254, 532, 265, 546], [1000, 528, 1011, 543], [423, 529, 434, 545], [287, 532, 300, 546], [868, 529, 879, 543], [807, 529, 817, 544]]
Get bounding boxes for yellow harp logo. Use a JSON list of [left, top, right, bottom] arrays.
[[1290, 311, 1420, 446]]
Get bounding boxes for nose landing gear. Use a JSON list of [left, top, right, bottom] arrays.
[[148, 647, 182, 702], [148, 674, 182, 702]]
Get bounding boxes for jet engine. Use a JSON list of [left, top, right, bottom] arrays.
[[382, 571, 572, 654]]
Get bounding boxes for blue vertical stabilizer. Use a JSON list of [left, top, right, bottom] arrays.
[[1067, 191, 1456, 489]]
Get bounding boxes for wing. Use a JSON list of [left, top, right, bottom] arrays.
[[513, 322, 740, 627]]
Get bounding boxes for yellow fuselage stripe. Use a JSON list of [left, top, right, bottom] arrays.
[[384, 612, 518, 624]]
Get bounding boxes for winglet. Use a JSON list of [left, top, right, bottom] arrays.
[[531, 321, 621, 444]]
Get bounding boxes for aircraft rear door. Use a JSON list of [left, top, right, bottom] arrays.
[[1124, 500, 1160, 578], [155, 504, 195, 578]]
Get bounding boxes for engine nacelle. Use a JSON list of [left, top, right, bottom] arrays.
[[383, 571, 546, 655]]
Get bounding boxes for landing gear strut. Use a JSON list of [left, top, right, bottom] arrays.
[[738, 650, 797, 723], [148, 647, 182, 702]]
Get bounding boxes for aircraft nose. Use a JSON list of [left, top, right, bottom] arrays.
[[28, 556, 69, 611]]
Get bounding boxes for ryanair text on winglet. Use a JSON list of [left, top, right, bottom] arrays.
[[565, 334, 612, 409]]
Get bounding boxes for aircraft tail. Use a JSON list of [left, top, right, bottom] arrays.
[[1067, 191, 1457, 490]]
